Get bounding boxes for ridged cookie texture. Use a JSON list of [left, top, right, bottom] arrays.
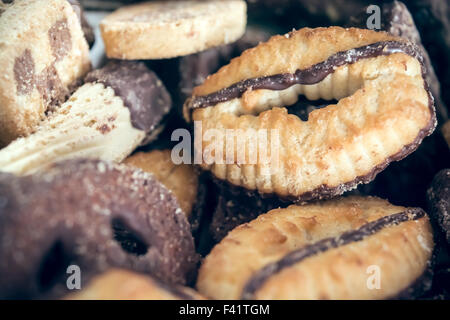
[[66, 269, 204, 300], [197, 196, 434, 300], [0, 61, 171, 176], [185, 27, 436, 202], [0, 159, 197, 299], [0, 0, 91, 147], [100, 0, 247, 59]]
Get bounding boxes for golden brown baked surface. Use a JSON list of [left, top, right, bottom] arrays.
[[186, 27, 435, 201], [124, 150, 199, 218], [197, 196, 433, 299], [66, 269, 204, 300], [100, 0, 247, 59]]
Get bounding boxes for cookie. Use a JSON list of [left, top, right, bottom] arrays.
[[350, 1, 447, 122], [66, 269, 204, 300], [0, 61, 171, 176], [185, 27, 436, 202], [124, 150, 200, 221], [179, 27, 271, 108], [0, 0, 91, 147], [68, 0, 95, 47], [427, 169, 450, 244], [197, 196, 434, 299], [100, 0, 247, 59], [0, 159, 197, 299]]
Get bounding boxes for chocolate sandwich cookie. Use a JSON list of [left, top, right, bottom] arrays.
[[68, 0, 95, 47], [350, 1, 447, 122], [0, 60, 171, 175], [0, 159, 197, 299], [427, 169, 450, 244], [184, 27, 436, 202], [66, 269, 205, 300], [179, 27, 271, 109], [100, 0, 247, 59], [197, 196, 434, 299], [124, 149, 206, 232], [0, 0, 91, 147]]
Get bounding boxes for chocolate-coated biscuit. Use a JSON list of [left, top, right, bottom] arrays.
[[442, 120, 450, 148], [0, 159, 197, 299], [197, 196, 434, 299], [427, 169, 450, 244], [0, 0, 91, 146], [0, 61, 171, 175], [185, 27, 436, 202], [124, 150, 200, 221], [100, 0, 247, 59], [66, 269, 205, 300]]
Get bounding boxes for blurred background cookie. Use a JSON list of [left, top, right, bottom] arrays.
[[100, 0, 247, 59], [66, 269, 205, 300]]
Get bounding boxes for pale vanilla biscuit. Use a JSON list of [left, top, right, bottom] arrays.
[[100, 0, 247, 59], [0, 0, 91, 146], [0, 83, 145, 176], [197, 196, 434, 300], [185, 27, 436, 201], [66, 269, 204, 300]]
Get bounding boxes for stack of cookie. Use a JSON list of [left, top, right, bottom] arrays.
[[0, 0, 449, 300]]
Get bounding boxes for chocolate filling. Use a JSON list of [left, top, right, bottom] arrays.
[[191, 39, 437, 203], [240, 208, 426, 299], [189, 40, 423, 110]]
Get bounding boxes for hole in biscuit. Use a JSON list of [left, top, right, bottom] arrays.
[[37, 241, 72, 292], [287, 96, 338, 121], [112, 218, 148, 256]]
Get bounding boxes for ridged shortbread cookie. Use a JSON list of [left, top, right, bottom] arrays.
[[0, 159, 197, 299], [100, 0, 247, 59], [184, 27, 436, 202], [0, 61, 171, 176], [0, 0, 91, 146], [66, 269, 204, 300], [197, 196, 434, 300]]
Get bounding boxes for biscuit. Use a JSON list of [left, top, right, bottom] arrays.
[[124, 150, 199, 220], [66, 269, 204, 300], [0, 159, 197, 299], [68, 0, 95, 47], [427, 169, 450, 244], [100, 0, 247, 59], [0, 0, 91, 146], [0, 61, 171, 176], [197, 196, 434, 299], [185, 27, 436, 202]]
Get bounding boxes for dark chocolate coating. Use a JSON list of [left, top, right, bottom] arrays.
[[0, 159, 197, 299], [241, 208, 427, 299], [85, 61, 172, 145], [427, 169, 450, 244]]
